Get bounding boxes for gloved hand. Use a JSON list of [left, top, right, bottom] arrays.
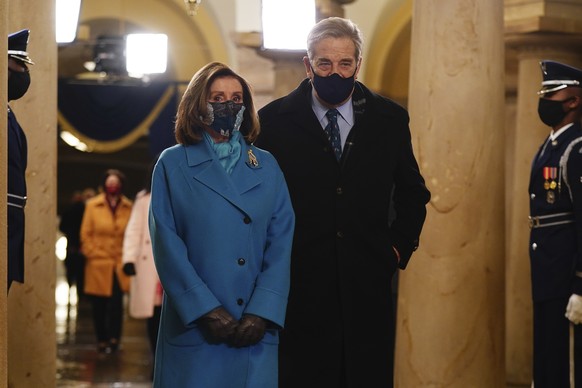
[[197, 307, 238, 344], [231, 314, 266, 348], [122, 262, 136, 276], [565, 294, 582, 324]]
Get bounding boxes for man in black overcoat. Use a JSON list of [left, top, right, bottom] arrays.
[[256, 17, 430, 388], [529, 60, 582, 387], [7, 29, 33, 291]]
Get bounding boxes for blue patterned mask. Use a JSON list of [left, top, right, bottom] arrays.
[[206, 101, 245, 138]]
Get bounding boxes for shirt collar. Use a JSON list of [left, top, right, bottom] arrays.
[[550, 123, 574, 141], [311, 87, 354, 126]]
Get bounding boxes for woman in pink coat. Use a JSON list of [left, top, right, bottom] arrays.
[[122, 184, 162, 360]]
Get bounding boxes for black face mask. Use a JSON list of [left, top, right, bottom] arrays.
[[311, 66, 356, 106], [8, 70, 31, 101], [537, 97, 573, 127]]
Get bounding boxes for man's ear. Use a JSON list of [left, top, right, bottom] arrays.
[[355, 57, 362, 79], [303, 56, 312, 77], [569, 94, 582, 108]]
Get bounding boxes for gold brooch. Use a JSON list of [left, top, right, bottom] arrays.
[[248, 149, 259, 167]]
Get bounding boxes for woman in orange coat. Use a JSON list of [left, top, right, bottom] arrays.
[[80, 169, 133, 353]]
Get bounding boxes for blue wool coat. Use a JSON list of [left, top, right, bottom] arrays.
[[149, 135, 294, 388]]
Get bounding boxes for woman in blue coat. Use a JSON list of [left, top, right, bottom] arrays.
[[149, 62, 295, 388]]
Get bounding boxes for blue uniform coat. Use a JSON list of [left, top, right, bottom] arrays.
[[149, 135, 294, 388], [529, 122, 582, 301], [7, 107, 27, 289], [528, 122, 582, 386]]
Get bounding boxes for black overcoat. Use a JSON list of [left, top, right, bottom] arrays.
[[7, 107, 27, 289], [257, 79, 430, 387]]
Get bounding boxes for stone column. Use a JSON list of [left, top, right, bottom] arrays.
[[394, 1, 506, 386], [7, 0, 57, 386], [504, 33, 582, 385], [1, 2, 8, 385]]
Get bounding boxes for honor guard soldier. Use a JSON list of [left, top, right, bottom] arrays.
[[7, 29, 33, 291], [529, 60, 582, 387]]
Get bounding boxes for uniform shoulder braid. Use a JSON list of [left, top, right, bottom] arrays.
[[559, 134, 582, 199]]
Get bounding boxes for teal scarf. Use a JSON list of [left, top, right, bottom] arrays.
[[203, 130, 242, 175]]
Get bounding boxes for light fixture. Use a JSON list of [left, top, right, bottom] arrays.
[[262, 0, 315, 50], [126, 34, 168, 76], [184, 0, 202, 16], [56, 0, 82, 43], [93, 35, 126, 75], [80, 34, 168, 79], [60, 130, 88, 152]]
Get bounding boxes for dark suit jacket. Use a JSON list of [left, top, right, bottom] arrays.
[[257, 79, 430, 387], [7, 107, 28, 289], [529, 122, 582, 302]]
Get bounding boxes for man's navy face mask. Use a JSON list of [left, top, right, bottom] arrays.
[[311, 66, 356, 106]]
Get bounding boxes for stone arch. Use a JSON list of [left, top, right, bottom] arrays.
[[363, 0, 412, 105]]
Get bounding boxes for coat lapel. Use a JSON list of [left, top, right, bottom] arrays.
[[183, 137, 262, 214], [279, 79, 330, 144]]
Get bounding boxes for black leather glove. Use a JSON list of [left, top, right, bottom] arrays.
[[197, 307, 238, 344], [122, 262, 136, 276], [231, 314, 266, 348]]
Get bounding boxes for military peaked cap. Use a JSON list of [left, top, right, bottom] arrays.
[[8, 29, 34, 65]]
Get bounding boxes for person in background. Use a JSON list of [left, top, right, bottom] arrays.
[[80, 169, 133, 353], [256, 17, 431, 388], [7, 29, 34, 291], [529, 60, 582, 387], [59, 187, 96, 300], [149, 62, 295, 387], [122, 162, 162, 365]]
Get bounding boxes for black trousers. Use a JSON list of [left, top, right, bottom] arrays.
[[90, 275, 123, 343], [533, 297, 582, 388]]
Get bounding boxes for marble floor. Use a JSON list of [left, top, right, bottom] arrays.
[[56, 274, 153, 388], [53, 265, 532, 388]]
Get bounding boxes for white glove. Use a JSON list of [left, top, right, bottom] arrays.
[[565, 294, 582, 324]]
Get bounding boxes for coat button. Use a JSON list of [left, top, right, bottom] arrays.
[[532, 243, 537, 251], [530, 193, 535, 200], [336, 187, 343, 195], [237, 298, 244, 306], [243, 216, 251, 224], [336, 231, 344, 238], [237, 258, 246, 266]]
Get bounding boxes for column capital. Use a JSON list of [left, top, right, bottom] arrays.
[[505, 0, 582, 35], [316, 0, 355, 20], [506, 32, 582, 58]]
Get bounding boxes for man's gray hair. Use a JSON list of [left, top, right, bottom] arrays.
[[306, 17, 363, 61]]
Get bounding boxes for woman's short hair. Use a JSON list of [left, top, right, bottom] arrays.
[[101, 169, 126, 190], [306, 17, 363, 61], [175, 62, 260, 145]]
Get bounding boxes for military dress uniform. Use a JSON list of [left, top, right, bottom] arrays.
[[529, 60, 582, 387], [7, 29, 33, 290], [7, 107, 28, 289]]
